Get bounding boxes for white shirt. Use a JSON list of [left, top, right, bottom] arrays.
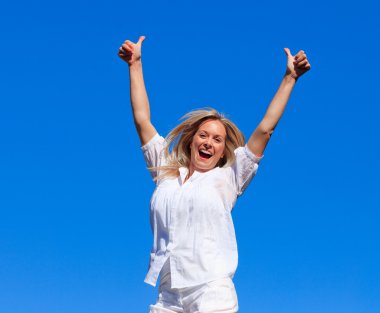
[[142, 133, 262, 288]]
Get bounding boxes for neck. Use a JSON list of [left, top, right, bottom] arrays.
[[186, 166, 195, 182], [187, 164, 210, 177]]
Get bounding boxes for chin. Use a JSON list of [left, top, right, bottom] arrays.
[[195, 160, 218, 172]]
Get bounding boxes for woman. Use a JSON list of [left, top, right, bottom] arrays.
[[118, 36, 311, 313]]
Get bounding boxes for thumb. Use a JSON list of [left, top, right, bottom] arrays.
[[137, 36, 146, 45], [284, 47, 292, 58]]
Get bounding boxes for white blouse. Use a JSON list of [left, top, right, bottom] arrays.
[[141, 133, 262, 288]]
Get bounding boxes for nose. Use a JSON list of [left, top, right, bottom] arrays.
[[204, 139, 212, 148]]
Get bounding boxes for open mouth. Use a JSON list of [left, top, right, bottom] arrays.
[[199, 150, 213, 159]]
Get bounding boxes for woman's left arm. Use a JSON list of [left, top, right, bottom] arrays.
[[247, 48, 311, 157]]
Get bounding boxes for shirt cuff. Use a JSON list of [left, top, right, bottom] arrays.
[[141, 133, 161, 152], [244, 144, 264, 163]]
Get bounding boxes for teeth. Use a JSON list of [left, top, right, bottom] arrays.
[[200, 150, 212, 156]]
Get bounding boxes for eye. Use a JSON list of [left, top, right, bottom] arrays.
[[215, 137, 223, 143], [199, 133, 206, 138]]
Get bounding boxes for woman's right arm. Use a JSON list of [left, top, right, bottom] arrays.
[[118, 36, 157, 146]]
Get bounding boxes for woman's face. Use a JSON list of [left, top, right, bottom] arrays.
[[189, 119, 226, 173]]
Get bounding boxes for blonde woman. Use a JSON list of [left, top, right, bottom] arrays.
[[118, 36, 311, 313]]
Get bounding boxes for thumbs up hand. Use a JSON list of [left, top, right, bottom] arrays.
[[118, 36, 146, 66], [283, 48, 311, 80]]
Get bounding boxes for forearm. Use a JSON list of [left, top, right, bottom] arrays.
[[259, 74, 296, 133], [247, 48, 310, 157], [247, 75, 297, 157], [119, 36, 157, 145], [129, 61, 151, 126]]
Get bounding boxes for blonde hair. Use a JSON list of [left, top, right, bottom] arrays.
[[154, 108, 245, 180]]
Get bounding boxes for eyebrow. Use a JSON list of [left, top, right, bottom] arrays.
[[199, 130, 225, 139]]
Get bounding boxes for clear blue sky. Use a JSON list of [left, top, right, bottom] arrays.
[[1, 0, 379, 312]]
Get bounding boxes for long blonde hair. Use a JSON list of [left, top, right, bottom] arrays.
[[154, 108, 245, 180]]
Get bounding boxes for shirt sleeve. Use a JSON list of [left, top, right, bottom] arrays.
[[231, 145, 263, 196], [141, 133, 166, 181]]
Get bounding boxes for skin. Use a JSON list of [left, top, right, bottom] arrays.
[[118, 36, 157, 145], [189, 119, 226, 175], [247, 48, 311, 157], [118, 36, 311, 175]]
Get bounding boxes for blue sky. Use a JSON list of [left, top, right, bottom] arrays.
[[1, 0, 379, 312]]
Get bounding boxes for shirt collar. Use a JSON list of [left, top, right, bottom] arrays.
[[179, 167, 209, 185], [179, 167, 188, 185]]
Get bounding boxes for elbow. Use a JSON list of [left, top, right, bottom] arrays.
[[134, 118, 152, 131], [133, 112, 151, 128], [264, 129, 274, 138], [262, 131, 272, 142], [258, 125, 275, 139]]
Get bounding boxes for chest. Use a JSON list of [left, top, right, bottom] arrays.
[[150, 169, 237, 220]]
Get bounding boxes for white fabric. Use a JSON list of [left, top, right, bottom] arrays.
[[142, 133, 262, 288], [149, 260, 238, 313]]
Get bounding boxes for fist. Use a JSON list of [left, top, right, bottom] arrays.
[[284, 48, 311, 79], [118, 36, 145, 66]]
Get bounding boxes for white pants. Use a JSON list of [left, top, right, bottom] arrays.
[[149, 260, 238, 313]]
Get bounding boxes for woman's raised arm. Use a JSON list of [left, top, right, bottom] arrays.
[[247, 48, 311, 157], [118, 36, 157, 146]]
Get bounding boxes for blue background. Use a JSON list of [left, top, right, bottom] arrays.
[[1, 0, 379, 312]]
